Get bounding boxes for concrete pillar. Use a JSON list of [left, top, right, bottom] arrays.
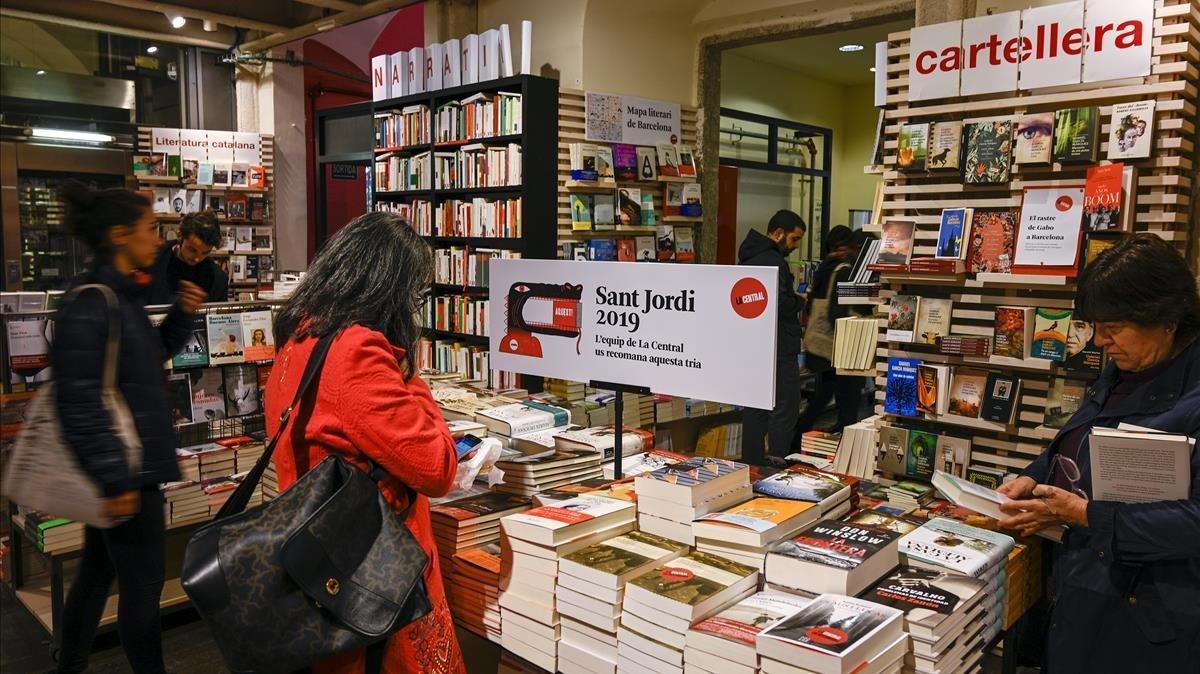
[[915, 0, 974, 25], [425, 0, 478, 42]]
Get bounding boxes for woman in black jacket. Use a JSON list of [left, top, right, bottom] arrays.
[[53, 182, 205, 673]]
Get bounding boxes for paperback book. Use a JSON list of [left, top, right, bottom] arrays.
[[877, 220, 916, 266], [947, 368, 988, 419], [1031, 308, 1072, 361], [915, 299, 953, 346], [172, 315, 210, 368], [558, 530, 689, 589], [240, 311, 274, 362], [865, 567, 985, 639], [686, 591, 811, 666], [899, 517, 1014, 577], [1083, 163, 1125, 232], [906, 430, 937, 479], [1063, 319, 1103, 375], [926, 120, 962, 171], [992, 306, 1035, 360], [1107, 100, 1155, 160], [752, 466, 852, 511], [657, 143, 681, 177], [898, 123, 929, 171], [625, 550, 759, 621], [966, 210, 1017, 274], [756, 594, 904, 661], [613, 144, 638, 181], [1044, 377, 1085, 428], [980, 372, 1021, 424], [935, 208, 972, 259], [885, 295, 919, 343], [636, 147, 658, 181], [1053, 107, 1099, 163], [884, 357, 920, 417], [1014, 112, 1054, 164], [963, 117, 1014, 184], [206, 314, 245, 365]]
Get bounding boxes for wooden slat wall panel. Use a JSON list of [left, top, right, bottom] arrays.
[[872, 0, 1198, 476]]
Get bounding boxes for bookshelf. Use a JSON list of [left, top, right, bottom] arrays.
[[371, 75, 560, 390]]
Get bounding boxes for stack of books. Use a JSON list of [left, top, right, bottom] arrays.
[[885, 480, 937, 510], [555, 531, 689, 674], [753, 465, 855, 519], [498, 495, 638, 672], [764, 520, 901, 597], [634, 458, 750, 545], [233, 441, 266, 472], [798, 431, 842, 465], [262, 459, 279, 500], [685, 590, 811, 674], [448, 543, 504, 643], [693, 497, 821, 570], [553, 425, 655, 479], [430, 491, 530, 570], [16, 511, 85, 553], [493, 451, 604, 496], [163, 480, 209, 526], [756, 594, 909, 674], [831, 416, 883, 479], [476, 400, 572, 445], [620, 550, 760, 674], [865, 567, 988, 674]]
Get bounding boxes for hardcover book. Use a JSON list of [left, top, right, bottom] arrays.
[[963, 117, 1014, 185], [206, 313, 245, 365], [1031, 308, 1073, 361], [877, 220, 916, 265], [947, 368, 988, 418], [240, 310, 274, 362], [898, 123, 929, 171], [430, 491, 531, 522], [1107, 100, 1155, 160], [613, 144, 638, 181], [899, 517, 1014, 577], [1083, 163, 1125, 232], [935, 208, 972, 259], [1053, 107, 1099, 164], [753, 467, 851, 507], [1063, 319, 1103, 375], [884, 357, 920, 417], [687, 591, 810, 655], [915, 298, 953, 345], [981, 372, 1021, 424], [927, 120, 962, 171], [1014, 112, 1054, 164], [886, 295, 920, 343], [770, 522, 900, 572], [906, 430, 937, 479], [223, 363, 262, 416], [966, 210, 1017, 274], [1044, 377, 1085, 428], [992, 306, 1035, 359], [636, 146, 658, 181]]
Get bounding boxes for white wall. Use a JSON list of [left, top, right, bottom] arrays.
[[267, 50, 308, 272], [478, 0, 586, 87]]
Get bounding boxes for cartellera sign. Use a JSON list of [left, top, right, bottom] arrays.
[[908, 0, 1153, 101]]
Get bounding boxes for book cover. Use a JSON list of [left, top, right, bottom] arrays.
[[877, 220, 916, 265], [915, 298, 953, 345], [593, 192, 616, 227], [965, 465, 1005, 490], [696, 498, 816, 533], [992, 306, 1033, 359], [1053, 107, 1099, 163], [1031, 308, 1072, 361], [664, 183, 683, 217], [212, 164, 231, 185], [636, 147, 658, 181], [1107, 100, 1155, 160], [656, 225, 676, 262], [753, 467, 849, 503], [166, 373, 193, 425], [948, 369, 988, 418], [189, 367, 227, 422], [227, 195, 248, 219], [899, 518, 1014, 577], [431, 491, 530, 521], [1044, 377, 1085, 428], [916, 365, 941, 416], [1084, 236, 1117, 269], [196, 163, 215, 186], [656, 143, 680, 177], [167, 155, 182, 177], [771, 522, 900, 570], [866, 567, 984, 632], [627, 550, 756, 608], [570, 143, 599, 181], [617, 187, 641, 226], [884, 357, 920, 417], [640, 192, 656, 225], [927, 120, 962, 171], [678, 145, 697, 177], [758, 594, 902, 656], [635, 236, 655, 262], [206, 313, 245, 365], [966, 210, 1017, 274], [1063, 319, 1103, 375], [886, 295, 919, 343], [690, 591, 811, 646], [570, 194, 593, 231], [935, 208, 970, 259], [680, 183, 702, 217], [248, 165, 266, 189], [172, 314, 210, 368], [1083, 163, 1124, 232], [675, 228, 696, 263], [963, 117, 1014, 184], [617, 239, 636, 262], [906, 430, 937, 479], [223, 363, 262, 416], [132, 154, 158, 177], [1014, 187, 1084, 272], [898, 123, 929, 171], [638, 457, 746, 489], [588, 239, 616, 262], [561, 530, 687, 577], [230, 163, 250, 187], [981, 372, 1020, 424], [1014, 112, 1054, 164], [595, 146, 615, 181], [613, 144, 638, 181], [239, 311, 274, 362], [877, 426, 908, 476]]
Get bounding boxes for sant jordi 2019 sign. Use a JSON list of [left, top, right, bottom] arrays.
[[488, 260, 779, 409]]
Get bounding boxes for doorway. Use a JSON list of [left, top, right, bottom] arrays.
[[314, 103, 373, 251]]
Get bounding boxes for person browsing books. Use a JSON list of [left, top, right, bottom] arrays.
[[146, 210, 228, 306], [265, 212, 464, 674], [994, 234, 1200, 674], [53, 182, 206, 674], [738, 209, 807, 465]]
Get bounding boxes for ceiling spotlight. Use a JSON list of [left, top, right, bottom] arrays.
[[35, 69, 46, 75], [203, 20, 217, 32], [165, 12, 186, 29], [869, 67, 876, 72], [839, 44, 865, 52], [146, 45, 159, 54]]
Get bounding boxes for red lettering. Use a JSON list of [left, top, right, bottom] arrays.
[[1004, 37, 1022, 63], [1093, 23, 1114, 52], [1036, 25, 1046, 59], [1063, 28, 1084, 55], [1050, 22, 1059, 58], [969, 41, 988, 68], [407, 62, 415, 80], [373, 68, 384, 87], [1019, 36, 1033, 62], [916, 50, 938, 75], [987, 33, 1003, 66], [425, 58, 434, 78], [1115, 20, 1143, 48], [940, 46, 961, 72]]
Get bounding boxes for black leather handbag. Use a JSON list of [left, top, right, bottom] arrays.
[[181, 334, 432, 674]]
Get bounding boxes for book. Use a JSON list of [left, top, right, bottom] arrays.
[[238, 311, 274, 362], [656, 143, 680, 177], [992, 306, 1035, 360], [967, 210, 1017, 274], [570, 143, 600, 181], [499, 494, 634, 546], [1063, 318, 1103, 375], [189, 367, 227, 421], [635, 236, 655, 262], [914, 298, 953, 345], [625, 550, 759, 621], [553, 425, 652, 460], [756, 594, 905, 670], [885, 295, 919, 342], [865, 567, 985, 641], [663, 183, 683, 217], [1089, 427, 1193, 503], [166, 373, 193, 424], [1053, 107, 1100, 163], [980, 372, 1021, 424], [1107, 100, 1155, 160], [678, 145, 697, 177], [1083, 163, 1125, 232], [934, 208, 971, 260], [636, 147, 658, 181], [617, 239, 636, 262], [1014, 112, 1054, 164], [559, 530, 689, 589], [132, 154, 157, 177], [906, 430, 937, 479], [1014, 186, 1084, 272], [897, 123, 929, 171], [477, 401, 569, 436], [930, 470, 1018, 525], [947, 368, 987, 419], [212, 164, 231, 185], [876, 220, 915, 265], [196, 162, 215, 186], [962, 116, 1014, 184], [935, 435, 970, 477], [223, 363, 262, 416], [926, 120, 962, 171], [1044, 377, 1085, 428], [613, 144, 638, 181], [694, 498, 820, 548], [752, 466, 852, 513], [633, 458, 749, 506], [595, 146, 615, 181], [877, 426, 908, 476], [1031, 308, 1072, 361], [230, 163, 250, 187], [884, 357, 919, 417], [965, 465, 1006, 490], [675, 228, 695, 263], [617, 187, 641, 227], [167, 155, 181, 177], [898, 517, 1014, 577], [206, 313, 245, 365], [593, 192, 616, 228], [680, 183, 701, 217], [570, 193, 593, 231], [655, 224, 676, 262], [172, 314, 210, 368], [247, 165, 266, 189], [766, 523, 901, 596], [686, 592, 811, 668], [640, 192, 656, 225], [227, 195, 247, 219], [431, 491, 531, 526]]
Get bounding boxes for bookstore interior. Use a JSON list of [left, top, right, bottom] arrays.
[[0, 1, 1196, 673]]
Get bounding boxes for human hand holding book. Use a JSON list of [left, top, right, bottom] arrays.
[[933, 471, 1067, 541]]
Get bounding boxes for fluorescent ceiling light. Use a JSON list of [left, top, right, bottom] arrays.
[[31, 128, 114, 143], [839, 44, 865, 52], [165, 12, 186, 29], [146, 45, 159, 54]]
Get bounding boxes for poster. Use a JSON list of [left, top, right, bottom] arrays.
[[585, 92, 682, 147], [1014, 186, 1085, 269], [489, 260, 778, 409]]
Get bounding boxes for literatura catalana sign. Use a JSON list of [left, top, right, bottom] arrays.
[[489, 259, 779, 409]]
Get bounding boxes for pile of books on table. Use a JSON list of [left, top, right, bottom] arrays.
[[449, 542, 504, 643], [633, 457, 750, 545], [753, 464, 855, 519], [756, 594, 909, 674], [493, 450, 603, 496], [764, 519, 902, 597], [685, 590, 811, 674], [865, 567, 988, 674], [430, 491, 530, 570], [693, 497, 820, 571], [163, 481, 209, 526]]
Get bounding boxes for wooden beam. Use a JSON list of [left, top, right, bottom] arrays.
[[241, 0, 416, 52], [0, 6, 230, 49], [292, 0, 358, 11], [89, 0, 290, 34]]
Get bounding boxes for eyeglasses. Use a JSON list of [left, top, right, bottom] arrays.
[[1052, 454, 1089, 499]]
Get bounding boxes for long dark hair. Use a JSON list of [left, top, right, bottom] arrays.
[[274, 212, 433, 376], [61, 180, 150, 257]]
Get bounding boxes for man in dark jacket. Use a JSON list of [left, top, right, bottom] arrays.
[[738, 209, 806, 465], [146, 210, 228, 305]]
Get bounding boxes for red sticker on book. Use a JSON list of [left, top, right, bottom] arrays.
[[660, 567, 694, 582], [806, 625, 849, 646]]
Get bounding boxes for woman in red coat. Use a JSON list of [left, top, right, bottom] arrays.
[[265, 212, 465, 674]]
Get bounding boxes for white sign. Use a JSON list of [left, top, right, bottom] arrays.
[[151, 128, 261, 164], [585, 92, 682, 146], [908, 0, 1153, 101], [1014, 186, 1085, 268], [488, 260, 779, 409]]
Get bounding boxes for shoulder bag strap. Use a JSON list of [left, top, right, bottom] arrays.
[[68, 284, 122, 392], [826, 263, 850, 300]]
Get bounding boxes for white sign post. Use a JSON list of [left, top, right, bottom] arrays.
[[584, 92, 682, 146]]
